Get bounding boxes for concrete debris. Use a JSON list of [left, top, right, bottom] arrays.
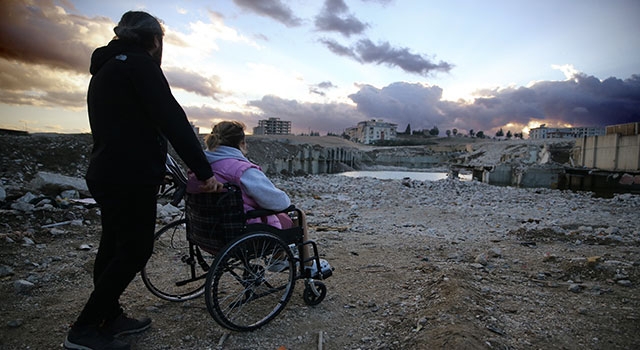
[[0, 133, 638, 349], [29, 171, 88, 195]]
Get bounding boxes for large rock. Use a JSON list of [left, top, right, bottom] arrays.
[[28, 171, 88, 196]]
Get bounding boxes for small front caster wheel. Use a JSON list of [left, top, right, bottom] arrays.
[[303, 281, 327, 306]]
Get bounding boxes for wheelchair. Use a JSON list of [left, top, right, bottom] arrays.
[[141, 155, 333, 331]]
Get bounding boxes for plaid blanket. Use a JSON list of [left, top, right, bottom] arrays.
[[185, 184, 246, 252]]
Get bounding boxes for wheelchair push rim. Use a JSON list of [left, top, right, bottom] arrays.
[[205, 231, 296, 331], [142, 219, 213, 302]]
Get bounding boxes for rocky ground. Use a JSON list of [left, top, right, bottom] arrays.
[[1, 133, 639, 349]]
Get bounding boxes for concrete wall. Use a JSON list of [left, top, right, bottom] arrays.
[[606, 122, 639, 136], [486, 164, 512, 186], [617, 134, 640, 171], [254, 143, 451, 175], [259, 146, 363, 175], [518, 166, 562, 189], [578, 134, 640, 171], [482, 164, 563, 189]]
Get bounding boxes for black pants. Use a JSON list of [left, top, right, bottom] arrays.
[[75, 180, 159, 326]]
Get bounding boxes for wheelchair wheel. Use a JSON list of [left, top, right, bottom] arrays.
[[141, 219, 214, 302], [205, 232, 295, 331], [303, 281, 327, 306]]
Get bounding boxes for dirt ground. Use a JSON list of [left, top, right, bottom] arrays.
[[1, 133, 639, 349]]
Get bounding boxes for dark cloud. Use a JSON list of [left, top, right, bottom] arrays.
[[0, 59, 86, 109], [173, 71, 640, 137], [314, 1, 451, 79], [315, 0, 368, 37], [186, 96, 364, 134], [460, 73, 640, 131], [0, 84, 86, 109], [247, 95, 365, 133], [0, 2, 224, 110], [233, 0, 302, 27], [320, 38, 453, 76], [318, 81, 336, 89], [309, 81, 336, 96], [0, 0, 108, 74], [356, 39, 453, 76], [319, 38, 358, 59], [349, 82, 446, 129], [164, 68, 224, 100], [345, 72, 640, 135]]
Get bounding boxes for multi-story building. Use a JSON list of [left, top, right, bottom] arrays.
[[253, 117, 291, 135], [529, 124, 605, 139], [348, 119, 398, 144], [344, 127, 358, 141]]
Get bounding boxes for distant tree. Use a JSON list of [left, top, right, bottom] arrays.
[[496, 128, 504, 137], [469, 129, 475, 137], [513, 132, 524, 139], [446, 129, 451, 137], [452, 128, 458, 136], [476, 130, 485, 139], [506, 130, 513, 139], [404, 124, 411, 135], [429, 126, 439, 136]]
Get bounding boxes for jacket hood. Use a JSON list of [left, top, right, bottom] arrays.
[[89, 40, 149, 75], [204, 146, 248, 164]]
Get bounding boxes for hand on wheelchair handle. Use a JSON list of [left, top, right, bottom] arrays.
[[200, 176, 225, 193]]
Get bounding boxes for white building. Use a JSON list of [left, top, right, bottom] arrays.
[[253, 117, 291, 135], [529, 124, 605, 139], [348, 119, 398, 144]]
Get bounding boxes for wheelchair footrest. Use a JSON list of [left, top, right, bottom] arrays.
[[304, 258, 333, 280]]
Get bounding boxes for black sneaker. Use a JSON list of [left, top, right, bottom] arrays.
[[64, 324, 130, 350], [103, 314, 152, 337]]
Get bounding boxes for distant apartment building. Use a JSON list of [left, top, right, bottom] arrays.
[[529, 124, 605, 139], [347, 119, 398, 144], [253, 117, 291, 135]]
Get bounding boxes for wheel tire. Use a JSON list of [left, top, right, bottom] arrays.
[[205, 232, 295, 331], [303, 281, 327, 306], [141, 219, 213, 301]]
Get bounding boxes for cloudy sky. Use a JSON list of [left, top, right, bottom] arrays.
[[1, 0, 639, 137]]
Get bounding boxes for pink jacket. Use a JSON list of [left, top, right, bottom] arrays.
[[187, 158, 283, 228]]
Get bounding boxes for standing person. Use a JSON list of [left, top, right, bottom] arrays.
[[186, 121, 332, 275], [65, 11, 222, 350]]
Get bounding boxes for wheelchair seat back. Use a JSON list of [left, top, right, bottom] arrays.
[[185, 183, 246, 253]]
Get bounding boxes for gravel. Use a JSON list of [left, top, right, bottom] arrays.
[[1, 134, 639, 349]]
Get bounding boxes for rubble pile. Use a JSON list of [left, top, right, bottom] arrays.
[[0, 133, 638, 349]]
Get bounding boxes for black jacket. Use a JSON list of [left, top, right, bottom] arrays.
[[86, 40, 213, 185]]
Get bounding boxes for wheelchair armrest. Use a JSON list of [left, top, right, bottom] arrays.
[[246, 205, 296, 219]]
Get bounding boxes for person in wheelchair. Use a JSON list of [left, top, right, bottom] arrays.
[[186, 120, 331, 277]]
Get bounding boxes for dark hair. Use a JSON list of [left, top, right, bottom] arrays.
[[114, 11, 164, 50], [205, 121, 246, 150]]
